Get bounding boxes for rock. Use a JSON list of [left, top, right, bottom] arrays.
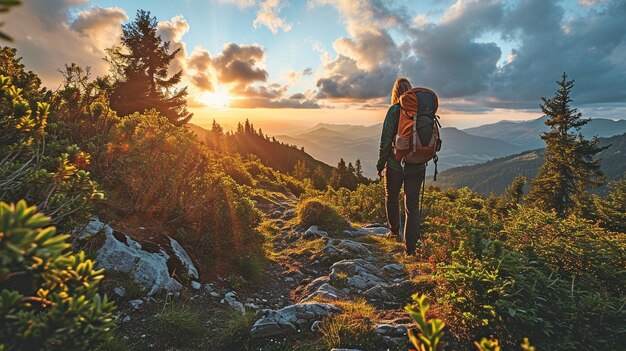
[[169, 236, 199, 280], [114, 286, 126, 298], [224, 291, 245, 313], [203, 283, 215, 292], [335, 240, 371, 256], [129, 299, 144, 310], [191, 281, 201, 290], [302, 283, 348, 302], [285, 277, 295, 283], [375, 324, 408, 337], [245, 302, 261, 311], [210, 292, 220, 298], [329, 259, 389, 291], [343, 224, 389, 237], [121, 315, 131, 323], [363, 285, 395, 301], [250, 302, 341, 338], [303, 226, 329, 239], [82, 218, 182, 295], [382, 263, 406, 278]]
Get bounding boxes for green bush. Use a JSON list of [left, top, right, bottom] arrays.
[[297, 198, 347, 234], [0, 58, 103, 231], [0, 200, 116, 350]]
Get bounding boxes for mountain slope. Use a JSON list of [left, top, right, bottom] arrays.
[[464, 117, 626, 149], [276, 124, 527, 178], [187, 123, 334, 176], [435, 133, 626, 194]]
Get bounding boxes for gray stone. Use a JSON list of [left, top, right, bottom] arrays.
[[82, 218, 182, 295], [191, 281, 201, 290], [303, 225, 329, 239], [329, 259, 389, 291], [375, 324, 408, 337], [121, 315, 131, 323], [203, 283, 215, 292], [344, 225, 389, 236], [114, 286, 126, 297], [129, 299, 143, 310], [210, 291, 220, 298], [382, 263, 406, 278], [250, 302, 341, 338], [302, 283, 348, 302], [285, 277, 295, 283], [224, 291, 245, 313], [363, 285, 395, 301], [169, 236, 199, 279]]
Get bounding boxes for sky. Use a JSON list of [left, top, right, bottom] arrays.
[[5, 0, 626, 133]]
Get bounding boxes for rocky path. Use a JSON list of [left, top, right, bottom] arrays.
[[82, 196, 426, 350], [238, 199, 420, 350]]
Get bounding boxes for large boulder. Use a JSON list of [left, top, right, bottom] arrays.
[[321, 239, 372, 261], [250, 302, 341, 338], [329, 259, 389, 291], [79, 218, 197, 296], [302, 283, 348, 302]]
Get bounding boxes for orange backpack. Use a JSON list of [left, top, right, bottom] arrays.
[[394, 87, 442, 178]]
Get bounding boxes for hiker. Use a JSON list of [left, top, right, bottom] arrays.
[[376, 77, 441, 256]]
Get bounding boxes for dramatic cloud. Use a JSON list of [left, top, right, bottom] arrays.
[[311, 0, 626, 113], [253, 0, 292, 34], [489, 0, 626, 108], [213, 43, 269, 85], [6, 0, 127, 86]]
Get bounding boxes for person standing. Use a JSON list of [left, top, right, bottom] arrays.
[[376, 77, 432, 256]]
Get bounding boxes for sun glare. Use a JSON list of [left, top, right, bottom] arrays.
[[200, 88, 232, 108]]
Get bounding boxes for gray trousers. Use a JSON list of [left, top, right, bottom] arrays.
[[385, 167, 425, 254]]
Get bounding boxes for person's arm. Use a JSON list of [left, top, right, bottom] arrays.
[[376, 105, 398, 174]]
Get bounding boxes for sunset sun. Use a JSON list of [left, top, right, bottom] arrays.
[[199, 87, 232, 108]]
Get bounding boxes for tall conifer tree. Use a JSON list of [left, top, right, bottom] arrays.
[[108, 10, 192, 125], [526, 73, 607, 216]]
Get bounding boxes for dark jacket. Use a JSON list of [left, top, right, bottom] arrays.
[[376, 104, 426, 175]]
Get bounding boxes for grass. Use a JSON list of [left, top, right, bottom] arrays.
[[100, 270, 146, 302], [280, 237, 326, 260], [213, 308, 259, 348], [150, 298, 204, 348], [297, 198, 347, 235], [318, 299, 402, 350]]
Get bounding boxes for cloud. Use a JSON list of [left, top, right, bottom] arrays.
[[213, 43, 269, 85], [230, 97, 320, 108], [253, 0, 292, 34], [217, 0, 257, 8], [5, 0, 127, 86], [157, 15, 190, 76], [488, 0, 626, 108]]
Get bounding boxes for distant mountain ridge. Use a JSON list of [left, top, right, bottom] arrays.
[[434, 133, 626, 195], [276, 124, 527, 178], [464, 116, 626, 149]]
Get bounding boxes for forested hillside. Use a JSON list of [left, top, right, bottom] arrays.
[[435, 132, 626, 195], [187, 122, 334, 179]]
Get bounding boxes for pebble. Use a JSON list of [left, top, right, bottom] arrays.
[[191, 281, 201, 289], [114, 286, 126, 297], [129, 299, 144, 310]]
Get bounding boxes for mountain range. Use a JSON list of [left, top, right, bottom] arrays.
[[434, 132, 626, 195], [275, 117, 626, 178], [464, 116, 626, 149]]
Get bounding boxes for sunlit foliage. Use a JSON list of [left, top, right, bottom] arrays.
[[0, 201, 116, 350]]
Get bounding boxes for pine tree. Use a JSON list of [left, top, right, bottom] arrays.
[[526, 73, 607, 216], [108, 10, 191, 125], [292, 160, 310, 180], [355, 159, 363, 178], [311, 165, 327, 190]]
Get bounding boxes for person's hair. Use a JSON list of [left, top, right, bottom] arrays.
[[391, 77, 412, 105]]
